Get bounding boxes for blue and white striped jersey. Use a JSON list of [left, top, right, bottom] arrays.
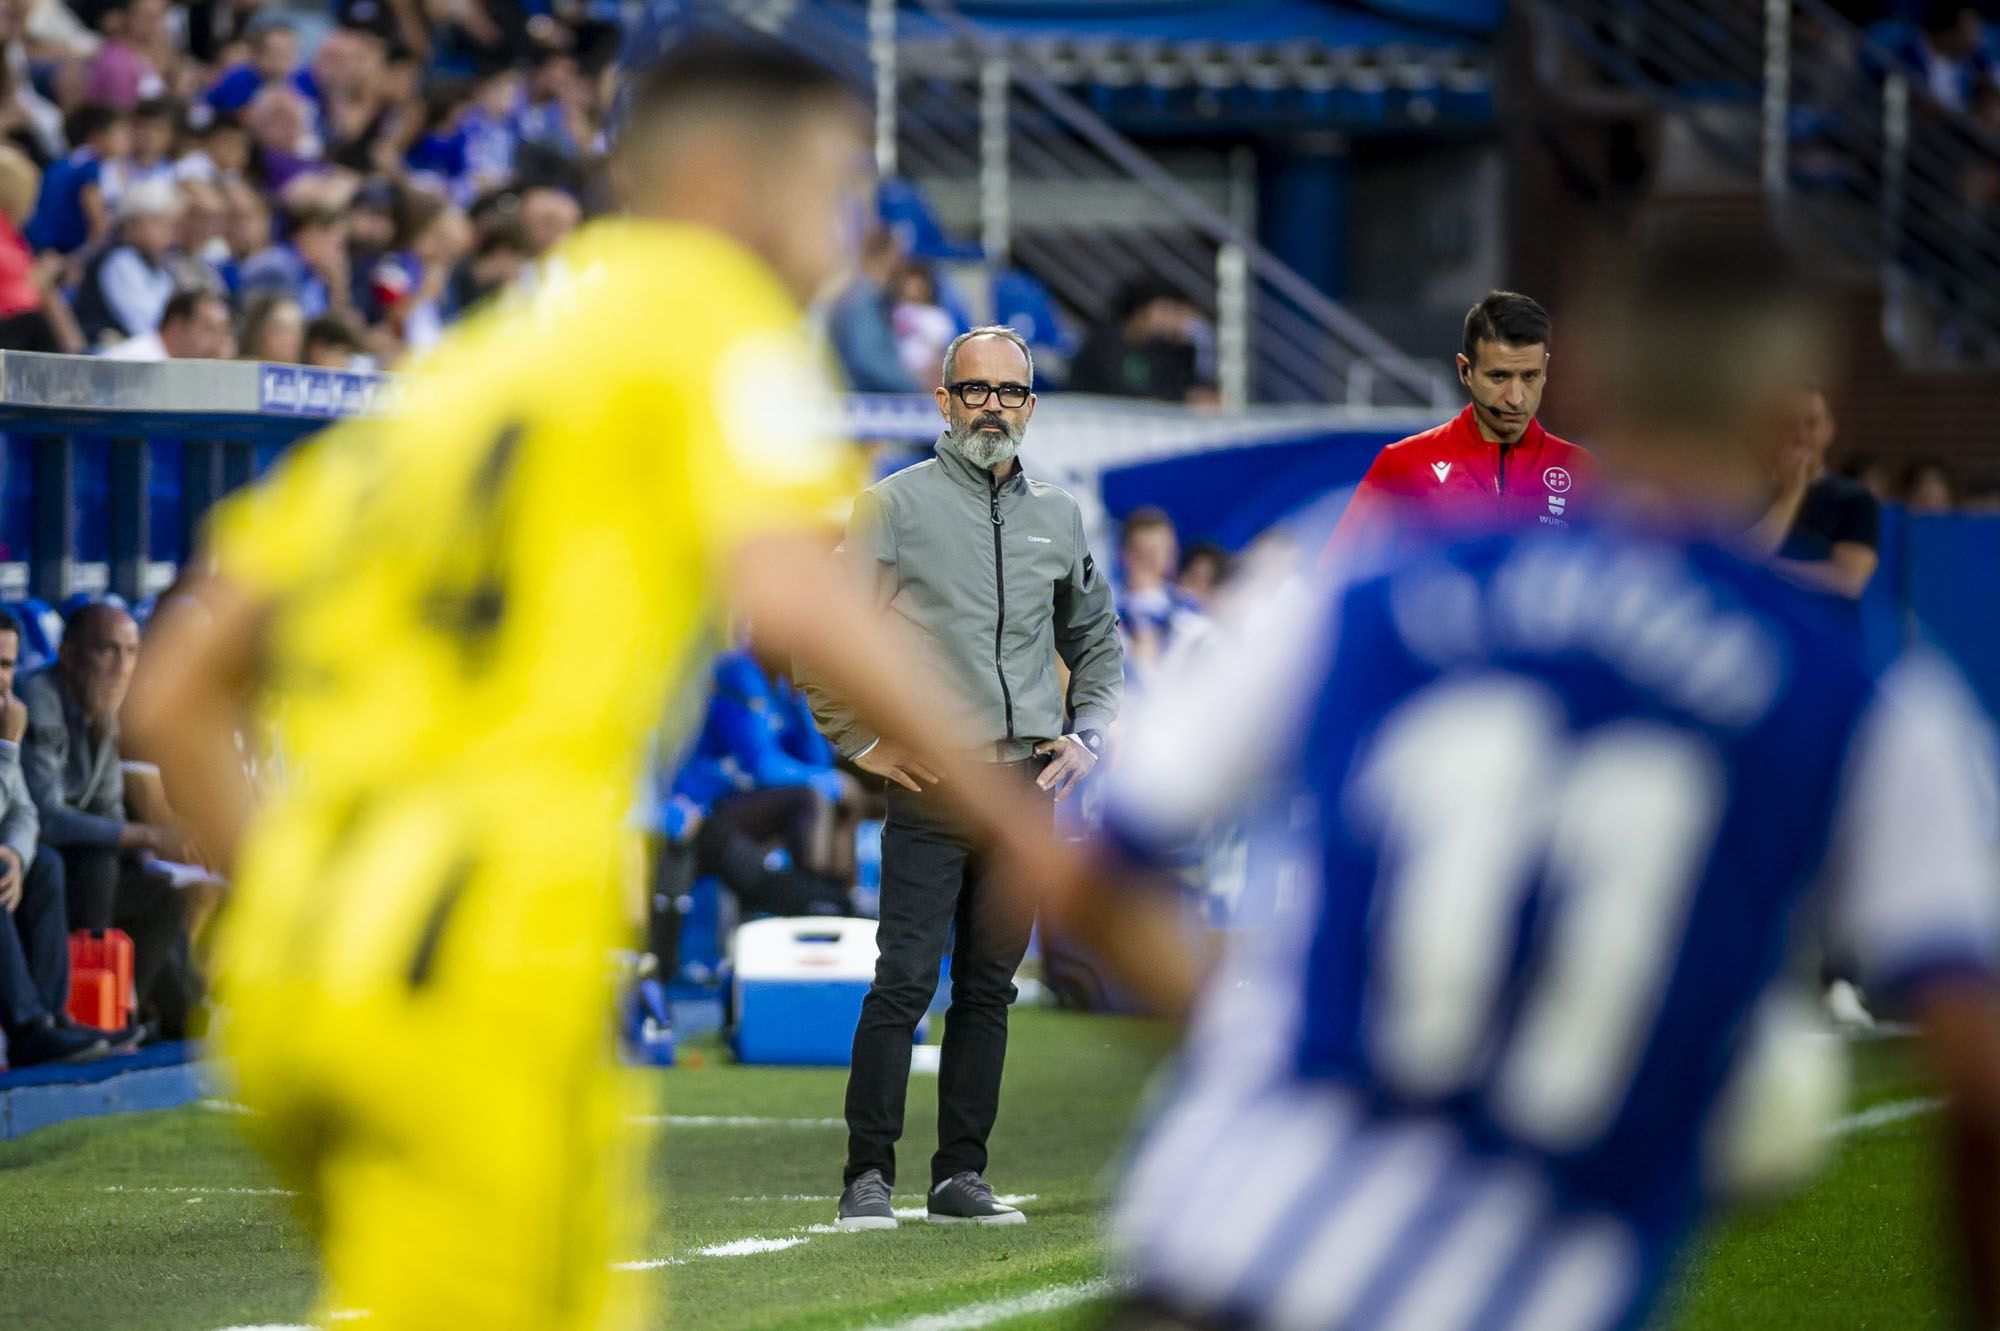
[[1103, 528, 2000, 1331]]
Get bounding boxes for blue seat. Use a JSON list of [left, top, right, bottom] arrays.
[[991, 268, 1079, 360], [877, 177, 983, 262], [7, 597, 62, 670]]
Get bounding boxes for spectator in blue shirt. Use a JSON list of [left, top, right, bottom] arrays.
[[238, 202, 349, 321], [25, 102, 128, 256], [204, 17, 303, 117], [645, 645, 868, 977]]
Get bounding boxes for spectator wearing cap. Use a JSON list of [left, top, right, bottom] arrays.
[[100, 285, 231, 360], [203, 16, 304, 118], [343, 175, 397, 306], [239, 202, 349, 321], [302, 312, 364, 369], [24, 101, 127, 255], [71, 174, 179, 344], [82, 0, 169, 110], [237, 289, 302, 363]]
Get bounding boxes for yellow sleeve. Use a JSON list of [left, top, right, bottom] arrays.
[[680, 306, 862, 561], [204, 420, 380, 600]]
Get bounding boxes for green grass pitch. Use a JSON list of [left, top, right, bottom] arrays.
[[0, 1011, 1964, 1330]]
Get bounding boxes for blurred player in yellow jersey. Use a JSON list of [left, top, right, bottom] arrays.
[[125, 36, 1011, 1331]]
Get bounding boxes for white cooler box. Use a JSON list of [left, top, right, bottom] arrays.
[[727, 917, 924, 1066]]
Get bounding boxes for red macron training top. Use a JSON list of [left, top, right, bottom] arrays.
[[1326, 404, 1596, 558]]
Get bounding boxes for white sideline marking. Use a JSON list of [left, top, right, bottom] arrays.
[[1829, 1096, 1943, 1137], [694, 1236, 810, 1257], [736, 1193, 1038, 1208], [612, 1257, 686, 1271], [857, 1278, 1121, 1331], [892, 1195, 1036, 1220], [199, 1098, 255, 1116], [104, 1184, 296, 1197], [637, 1115, 845, 1128]]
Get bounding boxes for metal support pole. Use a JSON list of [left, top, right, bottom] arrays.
[[1880, 72, 1911, 351], [107, 437, 148, 604], [869, 0, 898, 179], [221, 440, 254, 493], [181, 439, 223, 556], [1216, 243, 1249, 412], [979, 57, 1011, 264], [1761, 0, 1791, 201], [29, 435, 72, 602]]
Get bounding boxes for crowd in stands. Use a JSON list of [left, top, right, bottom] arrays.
[[0, 1, 619, 367]]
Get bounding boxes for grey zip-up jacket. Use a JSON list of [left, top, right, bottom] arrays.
[[0, 738, 38, 868], [804, 434, 1123, 762]]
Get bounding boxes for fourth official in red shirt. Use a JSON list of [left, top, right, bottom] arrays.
[[1328, 290, 1594, 558]]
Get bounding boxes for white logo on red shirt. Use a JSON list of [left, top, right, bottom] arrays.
[[1543, 465, 1574, 494], [1431, 461, 1452, 483]]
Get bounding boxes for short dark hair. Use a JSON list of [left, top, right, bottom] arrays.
[[1461, 290, 1551, 366], [303, 314, 363, 354], [66, 102, 127, 147], [286, 204, 345, 235], [617, 34, 856, 157], [133, 96, 174, 123], [160, 287, 219, 328], [1181, 540, 1231, 578], [0, 606, 20, 651]]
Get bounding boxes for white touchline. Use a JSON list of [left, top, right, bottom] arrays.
[[103, 1184, 297, 1196], [856, 1277, 1124, 1331], [1828, 1096, 1944, 1137], [612, 1257, 686, 1271], [694, 1236, 810, 1257]]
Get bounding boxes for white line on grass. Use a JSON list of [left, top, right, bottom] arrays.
[[695, 1236, 812, 1257], [1829, 1096, 1944, 1136], [858, 1278, 1123, 1331], [103, 1184, 296, 1196]]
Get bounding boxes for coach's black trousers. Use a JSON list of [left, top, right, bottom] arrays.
[[843, 759, 1047, 1189]]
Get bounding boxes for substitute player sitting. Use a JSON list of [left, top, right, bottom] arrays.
[[127, 39, 1007, 1331]]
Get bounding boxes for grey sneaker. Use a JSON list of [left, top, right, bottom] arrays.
[[926, 1171, 1025, 1226], [835, 1169, 898, 1231]]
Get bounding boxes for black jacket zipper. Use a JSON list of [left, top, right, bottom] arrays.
[[990, 486, 1016, 740], [1496, 443, 1508, 496]]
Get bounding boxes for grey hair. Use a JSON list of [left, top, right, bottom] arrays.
[[941, 324, 1034, 388]]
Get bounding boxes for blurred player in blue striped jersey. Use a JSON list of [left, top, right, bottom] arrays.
[[1032, 236, 2000, 1331]]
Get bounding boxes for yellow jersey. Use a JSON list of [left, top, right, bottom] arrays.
[[209, 219, 858, 824]]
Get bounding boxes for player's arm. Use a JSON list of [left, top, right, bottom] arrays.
[[1015, 572, 1340, 1018], [1826, 654, 2000, 1323], [1772, 545, 1878, 599], [123, 570, 265, 875]]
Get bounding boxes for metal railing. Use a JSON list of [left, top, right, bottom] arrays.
[[727, 0, 1455, 410], [1538, 0, 2000, 365], [0, 353, 1446, 602]]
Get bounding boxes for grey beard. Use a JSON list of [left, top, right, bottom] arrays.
[[951, 421, 1022, 471]]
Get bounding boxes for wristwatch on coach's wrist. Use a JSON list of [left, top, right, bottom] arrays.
[[1066, 729, 1104, 758]]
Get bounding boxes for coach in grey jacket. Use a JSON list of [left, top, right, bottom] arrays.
[[809, 325, 1122, 1230]]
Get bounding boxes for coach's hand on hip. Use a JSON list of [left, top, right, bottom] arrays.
[[1033, 736, 1096, 802], [855, 739, 942, 793]]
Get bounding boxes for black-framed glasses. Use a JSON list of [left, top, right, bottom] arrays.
[[948, 380, 1031, 409]]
